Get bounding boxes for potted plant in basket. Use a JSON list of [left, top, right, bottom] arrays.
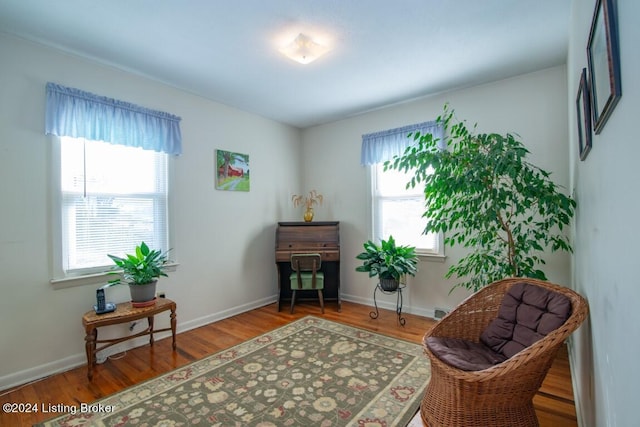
[[107, 242, 170, 306], [355, 235, 418, 291]]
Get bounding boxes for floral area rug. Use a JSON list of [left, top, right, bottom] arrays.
[[38, 316, 430, 426]]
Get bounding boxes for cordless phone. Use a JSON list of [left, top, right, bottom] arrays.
[[94, 288, 116, 314], [96, 288, 106, 311]]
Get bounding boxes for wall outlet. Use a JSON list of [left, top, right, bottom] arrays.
[[96, 345, 124, 364]]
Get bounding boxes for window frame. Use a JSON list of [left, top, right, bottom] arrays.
[[369, 162, 444, 259], [50, 136, 173, 284]]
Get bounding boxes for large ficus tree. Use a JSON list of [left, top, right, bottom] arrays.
[[387, 105, 576, 292]]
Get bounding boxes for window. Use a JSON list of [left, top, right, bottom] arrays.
[[361, 120, 444, 256], [371, 163, 441, 255], [58, 137, 169, 274], [45, 83, 181, 279]]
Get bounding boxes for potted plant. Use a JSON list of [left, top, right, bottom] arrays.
[[386, 104, 576, 292], [355, 235, 418, 291], [107, 242, 169, 306]]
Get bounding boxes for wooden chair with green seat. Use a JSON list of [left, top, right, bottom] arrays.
[[290, 253, 324, 314]]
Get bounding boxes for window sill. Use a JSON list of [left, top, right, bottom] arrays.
[[417, 253, 446, 263], [50, 262, 180, 290]]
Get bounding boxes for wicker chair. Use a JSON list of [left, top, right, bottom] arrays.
[[420, 278, 588, 427]]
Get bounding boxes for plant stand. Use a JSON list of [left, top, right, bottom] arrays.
[[369, 282, 406, 326]]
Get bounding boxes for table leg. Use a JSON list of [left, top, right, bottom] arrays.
[[337, 262, 342, 312], [276, 264, 282, 312], [85, 327, 97, 380], [170, 307, 177, 350], [148, 316, 154, 345]]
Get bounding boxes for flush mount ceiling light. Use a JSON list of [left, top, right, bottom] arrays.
[[279, 33, 329, 65]]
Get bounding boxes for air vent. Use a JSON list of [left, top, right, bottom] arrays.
[[434, 307, 449, 320]]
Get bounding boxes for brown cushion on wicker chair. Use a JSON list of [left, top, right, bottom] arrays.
[[420, 278, 588, 427], [480, 281, 572, 358], [426, 336, 507, 371], [427, 281, 573, 371]]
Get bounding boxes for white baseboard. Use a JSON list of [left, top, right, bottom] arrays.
[[341, 293, 436, 319], [2, 294, 442, 391], [0, 354, 87, 393], [567, 339, 586, 427], [0, 295, 277, 392], [176, 296, 277, 334]]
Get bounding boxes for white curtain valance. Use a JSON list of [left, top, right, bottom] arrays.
[[45, 82, 182, 155], [360, 120, 443, 165]]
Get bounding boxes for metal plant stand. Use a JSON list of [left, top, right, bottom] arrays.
[[369, 282, 406, 326]]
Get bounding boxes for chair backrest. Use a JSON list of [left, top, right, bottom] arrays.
[[290, 253, 322, 272], [480, 281, 573, 358]]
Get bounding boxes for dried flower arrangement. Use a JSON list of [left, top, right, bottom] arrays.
[[292, 190, 323, 221], [292, 190, 323, 210]]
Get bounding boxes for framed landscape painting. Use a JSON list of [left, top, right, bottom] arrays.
[[215, 149, 250, 191]]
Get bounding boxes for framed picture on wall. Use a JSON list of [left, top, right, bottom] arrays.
[[576, 68, 592, 161], [587, 0, 621, 134], [215, 149, 250, 191]]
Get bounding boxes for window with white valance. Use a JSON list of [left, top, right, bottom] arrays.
[[361, 120, 444, 256], [46, 83, 181, 278]]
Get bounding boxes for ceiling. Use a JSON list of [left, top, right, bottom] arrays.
[[0, 0, 571, 129]]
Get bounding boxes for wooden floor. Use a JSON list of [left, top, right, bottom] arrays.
[[0, 301, 577, 427]]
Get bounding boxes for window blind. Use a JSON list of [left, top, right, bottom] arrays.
[[60, 137, 168, 272]]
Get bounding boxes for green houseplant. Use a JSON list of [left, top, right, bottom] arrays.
[[387, 105, 576, 292], [355, 235, 418, 291], [107, 242, 169, 304]]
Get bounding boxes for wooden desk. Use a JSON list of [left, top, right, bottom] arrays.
[[275, 221, 341, 312], [82, 298, 177, 380]]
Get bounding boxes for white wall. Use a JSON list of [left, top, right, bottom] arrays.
[[2, 18, 612, 419], [0, 33, 301, 388], [301, 65, 571, 317], [568, 0, 640, 426]]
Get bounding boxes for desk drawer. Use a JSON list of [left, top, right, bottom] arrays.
[[276, 250, 339, 263]]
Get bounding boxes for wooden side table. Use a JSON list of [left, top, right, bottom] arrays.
[[82, 297, 177, 380]]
